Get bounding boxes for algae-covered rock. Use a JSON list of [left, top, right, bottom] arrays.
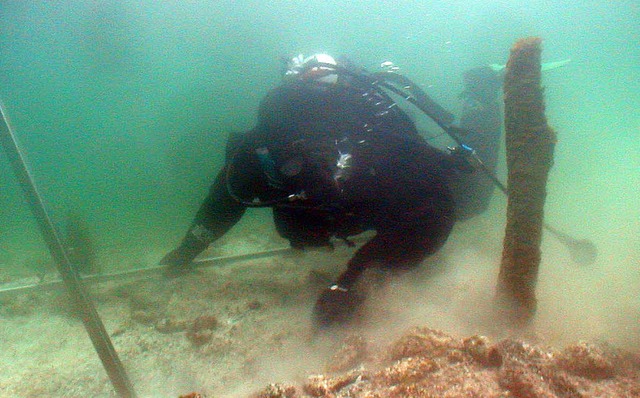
[[254, 326, 640, 397], [387, 326, 461, 361]]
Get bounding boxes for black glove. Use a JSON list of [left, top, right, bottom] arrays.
[[313, 284, 365, 328], [160, 232, 209, 277]]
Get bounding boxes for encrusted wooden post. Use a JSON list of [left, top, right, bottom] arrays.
[[497, 37, 556, 327]]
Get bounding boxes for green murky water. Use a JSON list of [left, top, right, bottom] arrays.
[[0, 1, 638, 396]]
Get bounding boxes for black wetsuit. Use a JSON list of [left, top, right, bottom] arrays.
[[450, 66, 503, 219], [163, 75, 458, 325]]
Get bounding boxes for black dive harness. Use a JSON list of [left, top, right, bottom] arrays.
[[225, 60, 599, 267], [225, 61, 485, 208]]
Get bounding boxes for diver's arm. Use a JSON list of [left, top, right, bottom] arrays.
[[160, 168, 248, 272], [190, 166, 248, 243]]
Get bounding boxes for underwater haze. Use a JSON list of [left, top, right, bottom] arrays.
[[1, 0, 638, 270], [0, 0, 639, 396]]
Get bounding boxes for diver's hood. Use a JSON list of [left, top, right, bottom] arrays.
[[285, 53, 339, 85]]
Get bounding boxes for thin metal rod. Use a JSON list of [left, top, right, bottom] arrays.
[[0, 246, 295, 298], [0, 101, 137, 398]]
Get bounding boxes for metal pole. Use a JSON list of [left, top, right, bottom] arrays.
[[0, 100, 137, 398]]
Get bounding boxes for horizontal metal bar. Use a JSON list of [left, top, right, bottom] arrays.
[[0, 246, 294, 299]]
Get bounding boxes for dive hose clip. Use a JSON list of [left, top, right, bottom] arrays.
[[447, 144, 477, 173]]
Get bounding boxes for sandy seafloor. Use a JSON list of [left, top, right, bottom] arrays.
[[0, 2, 638, 395], [1, 199, 639, 397]]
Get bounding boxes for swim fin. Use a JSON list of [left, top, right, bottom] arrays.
[[489, 58, 571, 72]]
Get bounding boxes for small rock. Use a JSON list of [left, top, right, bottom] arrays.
[[186, 314, 219, 346], [463, 335, 503, 367], [556, 342, 615, 380], [178, 393, 206, 398], [253, 383, 298, 398], [377, 356, 439, 385], [499, 361, 557, 398], [192, 315, 218, 332], [304, 370, 364, 397]]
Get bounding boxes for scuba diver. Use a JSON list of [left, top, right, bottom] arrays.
[[451, 59, 571, 219], [160, 53, 490, 327], [451, 65, 503, 219]]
